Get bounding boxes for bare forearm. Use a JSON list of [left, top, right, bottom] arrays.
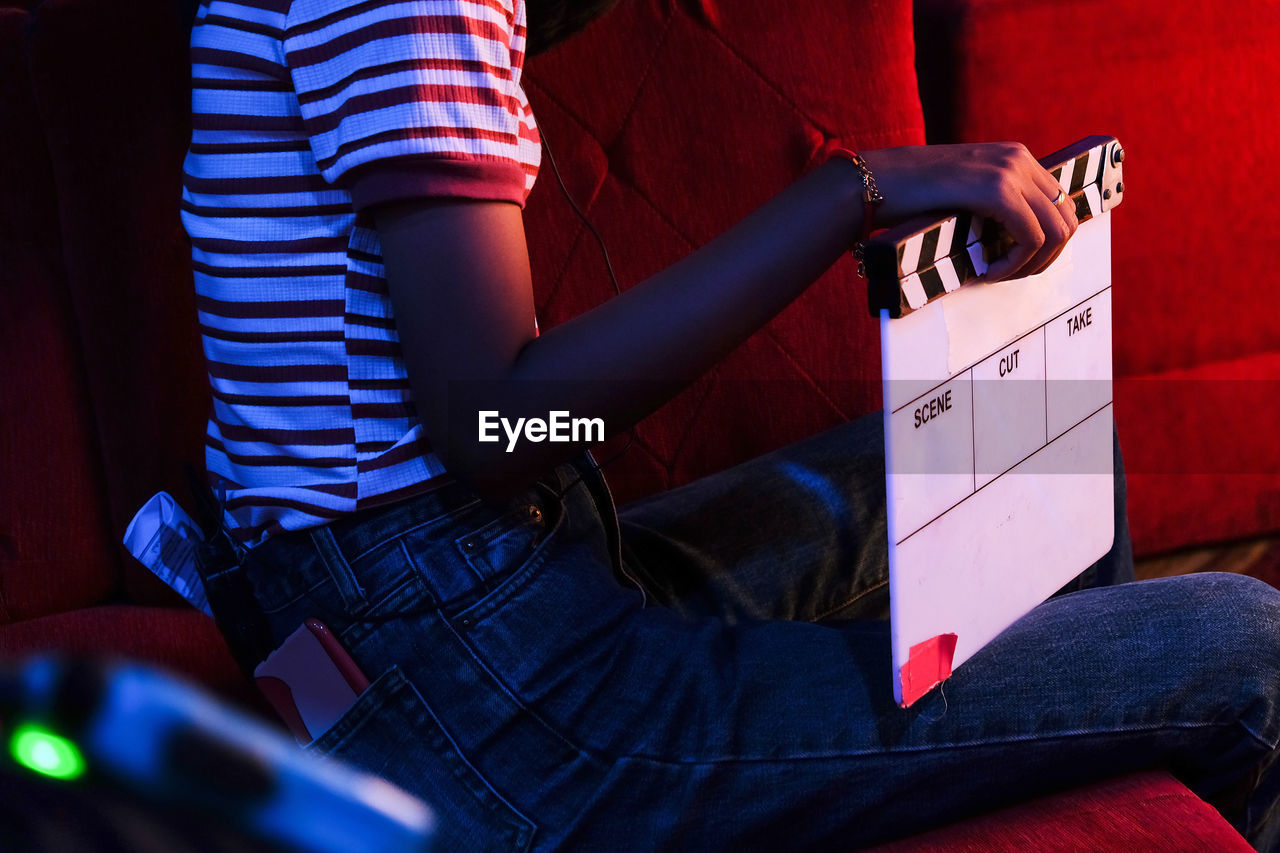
[[517, 157, 864, 385], [447, 158, 866, 491]]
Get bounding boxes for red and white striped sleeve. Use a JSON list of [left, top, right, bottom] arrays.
[[283, 0, 537, 210]]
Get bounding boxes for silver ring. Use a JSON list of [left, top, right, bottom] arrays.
[[1051, 188, 1068, 206]]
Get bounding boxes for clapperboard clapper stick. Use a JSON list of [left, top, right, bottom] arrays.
[[866, 136, 1126, 707]]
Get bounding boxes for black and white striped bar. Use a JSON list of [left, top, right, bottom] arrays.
[[866, 136, 1122, 318]]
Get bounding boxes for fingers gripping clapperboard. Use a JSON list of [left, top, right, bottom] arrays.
[[862, 136, 1127, 706]]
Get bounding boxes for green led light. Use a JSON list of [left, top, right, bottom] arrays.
[[10, 724, 86, 780]]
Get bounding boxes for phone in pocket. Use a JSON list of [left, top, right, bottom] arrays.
[[254, 618, 371, 745]]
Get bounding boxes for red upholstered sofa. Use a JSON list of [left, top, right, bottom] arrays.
[[1, 0, 1274, 848], [915, 0, 1280, 557]]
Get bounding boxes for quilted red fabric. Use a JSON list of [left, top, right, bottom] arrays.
[[914, 0, 1280, 552], [0, 4, 118, 622], [21, 0, 208, 608], [523, 0, 926, 505]]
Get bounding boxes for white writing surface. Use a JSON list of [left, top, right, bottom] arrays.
[[882, 213, 1115, 707]]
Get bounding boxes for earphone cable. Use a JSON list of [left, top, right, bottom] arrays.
[[538, 128, 636, 498], [540, 127, 623, 299]]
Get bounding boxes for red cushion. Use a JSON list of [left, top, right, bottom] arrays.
[[0, 5, 119, 622], [914, 0, 1280, 553], [1118, 352, 1280, 552], [866, 771, 1252, 852], [22, 0, 208, 605], [524, 0, 926, 504], [0, 605, 255, 709]]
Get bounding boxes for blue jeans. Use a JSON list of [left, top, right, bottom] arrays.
[[232, 413, 1280, 851]]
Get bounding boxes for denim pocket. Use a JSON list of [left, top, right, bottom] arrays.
[[443, 492, 566, 615], [455, 501, 555, 584], [306, 666, 535, 852]]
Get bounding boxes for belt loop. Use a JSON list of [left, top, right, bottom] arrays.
[[309, 525, 366, 609]]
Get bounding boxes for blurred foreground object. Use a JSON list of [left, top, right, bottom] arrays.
[[0, 657, 435, 853]]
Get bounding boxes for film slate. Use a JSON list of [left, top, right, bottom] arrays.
[[867, 136, 1127, 707]]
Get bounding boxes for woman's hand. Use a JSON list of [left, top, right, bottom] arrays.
[[860, 143, 1079, 283]]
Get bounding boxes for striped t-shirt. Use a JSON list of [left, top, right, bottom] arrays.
[[183, 0, 541, 549]]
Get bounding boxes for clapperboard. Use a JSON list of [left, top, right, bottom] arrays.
[[862, 136, 1126, 707]]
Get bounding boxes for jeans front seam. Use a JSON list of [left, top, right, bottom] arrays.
[[814, 579, 888, 621], [606, 718, 1264, 768]]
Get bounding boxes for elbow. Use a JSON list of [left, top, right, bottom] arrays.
[[422, 384, 559, 501]]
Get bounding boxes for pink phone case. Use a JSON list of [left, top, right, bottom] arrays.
[[253, 619, 370, 744]]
